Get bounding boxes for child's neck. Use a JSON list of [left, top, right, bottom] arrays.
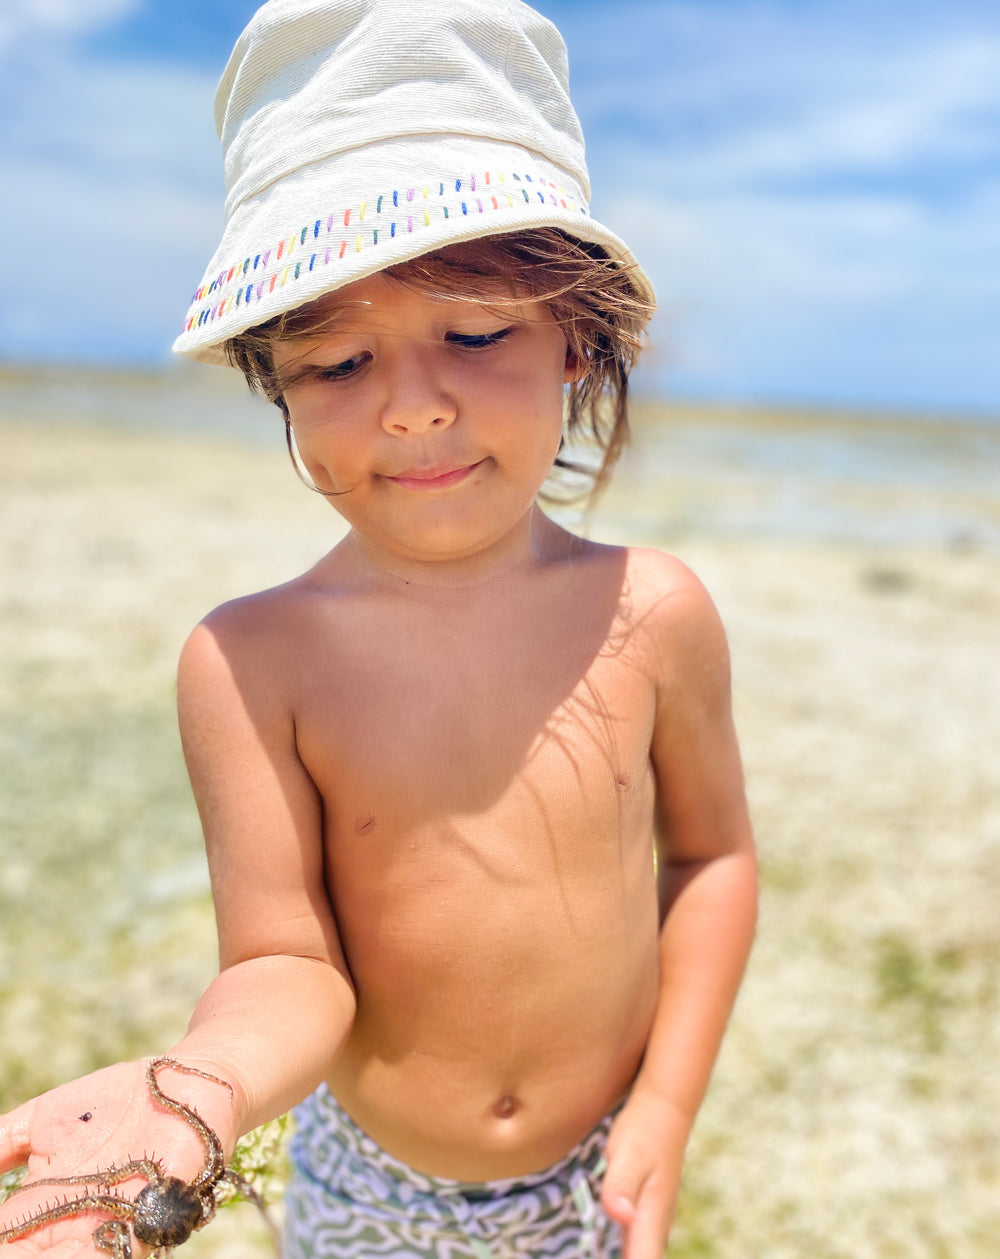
[[341, 507, 581, 591]]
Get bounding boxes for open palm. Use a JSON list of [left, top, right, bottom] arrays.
[[0, 1059, 240, 1258]]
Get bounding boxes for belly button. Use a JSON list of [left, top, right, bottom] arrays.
[[493, 1094, 519, 1120]]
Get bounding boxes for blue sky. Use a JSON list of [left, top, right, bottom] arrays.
[[1, 0, 998, 415]]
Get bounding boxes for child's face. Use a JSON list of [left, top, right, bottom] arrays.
[[274, 271, 575, 571]]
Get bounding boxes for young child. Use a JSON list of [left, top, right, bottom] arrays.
[[0, 2, 757, 1257]]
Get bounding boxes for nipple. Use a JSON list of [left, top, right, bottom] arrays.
[[492, 1094, 519, 1120]]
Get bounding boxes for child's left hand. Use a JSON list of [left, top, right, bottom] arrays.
[[600, 1091, 691, 1259]]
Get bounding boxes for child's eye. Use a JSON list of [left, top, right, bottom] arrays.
[[318, 352, 370, 380], [445, 326, 516, 350]]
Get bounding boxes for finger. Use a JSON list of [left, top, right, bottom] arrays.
[[622, 1177, 673, 1259], [596, 1123, 659, 1218], [599, 1147, 647, 1227], [5, 1239, 96, 1258], [622, 1207, 662, 1259], [0, 1197, 114, 1259], [0, 1099, 37, 1173], [0, 1227, 104, 1258]]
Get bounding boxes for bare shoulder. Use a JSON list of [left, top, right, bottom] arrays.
[[621, 549, 750, 864], [618, 546, 732, 701], [177, 571, 328, 723], [174, 578, 346, 972], [620, 545, 714, 604], [620, 545, 727, 638], [183, 580, 300, 654], [180, 584, 286, 677]]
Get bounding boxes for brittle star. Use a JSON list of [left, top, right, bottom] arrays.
[[0, 1057, 276, 1258]]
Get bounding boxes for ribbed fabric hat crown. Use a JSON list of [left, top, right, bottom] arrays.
[[173, 0, 652, 365], [219, 0, 588, 218]]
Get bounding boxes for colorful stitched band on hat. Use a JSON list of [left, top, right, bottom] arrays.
[[183, 170, 587, 334]]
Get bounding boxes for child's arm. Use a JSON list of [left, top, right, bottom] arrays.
[[600, 557, 758, 1259], [0, 607, 355, 1254], [167, 606, 357, 1131]]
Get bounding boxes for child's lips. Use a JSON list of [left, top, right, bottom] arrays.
[[387, 460, 484, 490]]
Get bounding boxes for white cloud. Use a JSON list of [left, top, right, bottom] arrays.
[[609, 180, 1000, 407], [7, 54, 221, 187], [668, 36, 1000, 188], [561, 1, 1000, 408], [0, 0, 138, 52], [0, 47, 222, 361], [0, 147, 220, 361], [571, 8, 1000, 190]]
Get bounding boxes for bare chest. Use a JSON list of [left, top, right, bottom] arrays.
[[294, 615, 657, 852], [295, 619, 661, 1025]]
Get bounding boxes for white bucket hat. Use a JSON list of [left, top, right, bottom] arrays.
[[173, 0, 653, 366]]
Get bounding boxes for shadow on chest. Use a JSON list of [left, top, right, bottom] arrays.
[[297, 559, 653, 825]]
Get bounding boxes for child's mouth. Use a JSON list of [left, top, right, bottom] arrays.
[[387, 461, 484, 491]]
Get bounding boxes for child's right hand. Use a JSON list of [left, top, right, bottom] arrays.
[[601, 1090, 692, 1259], [0, 1059, 240, 1257]]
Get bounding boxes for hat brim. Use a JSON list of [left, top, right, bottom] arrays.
[[173, 134, 653, 366]]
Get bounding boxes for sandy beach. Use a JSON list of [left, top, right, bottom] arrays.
[[1, 394, 998, 1258]]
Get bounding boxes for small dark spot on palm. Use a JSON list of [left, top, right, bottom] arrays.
[[0, 1058, 274, 1258]]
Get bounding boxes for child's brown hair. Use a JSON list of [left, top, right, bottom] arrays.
[[225, 228, 653, 503]]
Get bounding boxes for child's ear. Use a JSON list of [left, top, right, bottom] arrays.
[[563, 346, 586, 384]]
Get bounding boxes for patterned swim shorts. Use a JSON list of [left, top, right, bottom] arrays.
[[284, 1085, 623, 1259]]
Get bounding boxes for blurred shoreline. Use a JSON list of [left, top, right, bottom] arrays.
[[5, 361, 996, 552], [3, 359, 997, 432]]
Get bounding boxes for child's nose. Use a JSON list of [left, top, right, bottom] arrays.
[[379, 347, 457, 436]]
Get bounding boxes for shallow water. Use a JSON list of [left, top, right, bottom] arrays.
[[614, 402, 1000, 551]]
